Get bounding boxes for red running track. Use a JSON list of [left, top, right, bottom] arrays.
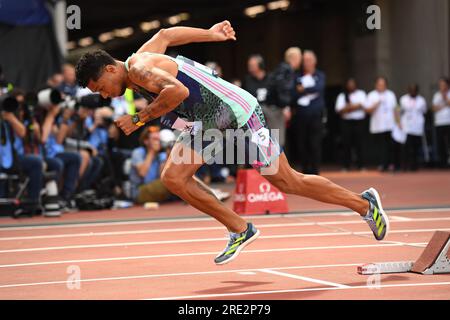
[[0, 207, 450, 299], [0, 209, 450, 299]]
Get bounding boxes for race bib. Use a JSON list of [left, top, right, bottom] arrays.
[[251, 127, 270, 147], [172, 118, 202, 135], [161, 113, 202, 135]]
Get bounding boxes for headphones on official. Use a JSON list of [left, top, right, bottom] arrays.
[[250, 54, 265, 71]]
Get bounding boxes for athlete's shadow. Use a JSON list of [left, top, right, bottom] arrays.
[[261, 274, 412, 299], [194, 280, 273, 295], [193, 275, 409, 298]]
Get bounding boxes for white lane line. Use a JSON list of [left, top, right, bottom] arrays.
[[377, 240, 426, 248], [2, 217, 450, 241], [0, 222, 319, 241], [147, 281, 450, 300], [319, 217, 450, 225], [389, 216, 413, 221], [0, 213, 341, 231], [1, 207, 449, 231], [259, 268, 349, 288], [0, 242, 426, 268], [0, 263, 362, 289], [0, 226, 440, 253], [0, 226, 446, 253], [0, 232, 347, 253], [355, 227, 450, 235]]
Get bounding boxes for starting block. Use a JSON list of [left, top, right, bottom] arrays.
[[358, 231, 450, 275]]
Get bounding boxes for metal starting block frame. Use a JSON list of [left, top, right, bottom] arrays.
[[358, 231, 450, 275], [358, 261, 414, 275]]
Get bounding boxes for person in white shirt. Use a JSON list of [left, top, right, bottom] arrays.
[[335, 78, 366, 170], [431, 77, 450, 168], [365, 77, 397, 171], [399, 84, 427, 171]]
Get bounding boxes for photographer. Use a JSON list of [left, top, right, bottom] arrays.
[[129, 126, 173, 204], [12, 89, 42, 155], [0, 91, 43, 214], [57, 64, 79, 97], [41, 104, 81, 209], [88, 106, 121, 197], [87, 107, 113, 156], [63, 105, 104, 192]]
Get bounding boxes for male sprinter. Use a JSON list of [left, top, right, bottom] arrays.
[[75, 21, 389, 265]]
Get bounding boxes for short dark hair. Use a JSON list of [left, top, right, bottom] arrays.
[[376, 76, 388, 84], [139, 126, 160, 145], [249, 54, 265, 70], [75, 49, 116, 87], [440, 77, 450, 86]]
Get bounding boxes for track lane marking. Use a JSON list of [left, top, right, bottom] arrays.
[[0, 227, 446, 253], [147, 281, 450, 300], [1, 218, 450, 241], [259, 269, 349, 288], [0, 242, 426, 268], [1, 207, 449, 231], [0, 263, 364, 289]]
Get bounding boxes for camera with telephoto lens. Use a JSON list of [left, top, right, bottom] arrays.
[[0, 94, 19, 113], [37, 88, 63, 108], [18, 89, 62, 121], [60, 93, 111, 111]]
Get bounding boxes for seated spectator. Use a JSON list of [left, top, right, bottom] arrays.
[[88, 107, 120, 196], [108, 91, 147, 198], [129, 126, 173, 204], [47, 72, 64, 89], [399, 84, 427, 171], [57, 63, 79, 97], [128, 128, 230, 204], [88, 107, 113, 156], [335, 78, 367, 171], [0, 92, 43, 215], [63, 105, 104, 192], [13, 89, 62, 217], [40, 104, 81, 210], [111, 88, 147, 118]]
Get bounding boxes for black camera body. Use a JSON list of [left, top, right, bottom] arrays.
[[61, 93, 111, 111], [0, 94, 19, 113]]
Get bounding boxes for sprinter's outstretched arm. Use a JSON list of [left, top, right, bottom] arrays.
[[137, 20, 236, 54]]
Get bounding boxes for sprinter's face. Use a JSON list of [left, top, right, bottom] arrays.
[[88, 65, 126, 98]]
